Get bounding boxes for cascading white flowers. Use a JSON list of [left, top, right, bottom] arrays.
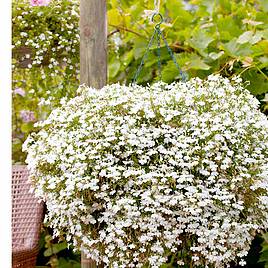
[[23, 74, 268, 268]]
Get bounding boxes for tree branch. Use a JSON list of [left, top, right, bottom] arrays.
[[109, 24, 146, 38]]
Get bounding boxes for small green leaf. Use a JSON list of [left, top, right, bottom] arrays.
[[21, 123, 33, 133], [136, 68, 153, 84], [144, 47, 169, 68], [188, 29, 214, 54], [165, 0, 184, 17], [221, 38, 252, 57], [237, 31, 263, 45], [208, 51, 224, 60], [198, 0, 214, 15], [162, 61, 181, 83], [44, 242, 68, 257], [44, 248, 54, 257], [216, 16, 242, 41], [109, 59, 121, 79], [133, 39, 147, 60], [12, 138, 22, 152], [261, 245, 268, 253], [122, 50, 134, 67], [259, 250, 268, 263], [242, 70, 268, 95], [186, 54, 211, 70], [251, 31, 263, 44], [237, 31, 253, 44], [219, 0, 231, 12], [107, 9, 122, 25], [252, 40, 268, 58]]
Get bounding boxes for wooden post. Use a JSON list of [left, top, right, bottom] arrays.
[[80, 0, 107, 88], [80, 0, 107, 267]]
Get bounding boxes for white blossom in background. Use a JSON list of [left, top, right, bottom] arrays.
[[23, 75, 268, 267], [12, 0, 80, 77], [111, 32, 123, 53]]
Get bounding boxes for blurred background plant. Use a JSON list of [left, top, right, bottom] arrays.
[[35, 226, 80, 268], [259, 233, 268, 268], [12, 0, 268, 267]]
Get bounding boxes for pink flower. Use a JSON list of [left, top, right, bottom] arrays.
[[30, 0, 51, 6], [20, 110, 36, 123], [13, 87, 26, 97]]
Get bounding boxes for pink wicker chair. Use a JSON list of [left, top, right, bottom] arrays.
[[12, 165, 44, 268]]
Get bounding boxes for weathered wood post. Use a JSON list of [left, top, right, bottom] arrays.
[[80, 0, 107, 88], [80, 0, 107, 267]]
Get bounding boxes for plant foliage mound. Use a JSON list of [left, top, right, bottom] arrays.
[[23, 75, 268, 267]]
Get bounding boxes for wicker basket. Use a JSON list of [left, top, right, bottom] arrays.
[[12, 165, 44, 268]]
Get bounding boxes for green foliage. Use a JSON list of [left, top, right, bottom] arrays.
[[12, 68, 77, 163], [260, 232, 268, 268], [12, 0, 80, 163], [44, 241, 68, 257], [107, 0, 268, 96], [37, 228, 81, 268]]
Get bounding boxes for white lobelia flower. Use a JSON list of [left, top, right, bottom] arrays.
[[23, 75, 268, 268]]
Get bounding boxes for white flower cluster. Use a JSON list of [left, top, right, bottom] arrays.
[[23, 75, 268, 267], [12, 0, 80, 78]]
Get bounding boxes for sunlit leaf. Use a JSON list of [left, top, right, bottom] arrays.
[[237, 31, 263, 45], [21, 123, 34, 133], [122, 50, 134, 67], [208, 51, 224, 60], [221, 38, 252, 57], [162, 61, 181, 83], [237, 31, 254, 44], [185, 54, 211, 70], [108, 59, 121, 79], [188, 29, 214, 54], [107, 9, 122, 25], [216, 16, 242, 41], [133, 39, 147, 60], [242, 70, 268, 95]]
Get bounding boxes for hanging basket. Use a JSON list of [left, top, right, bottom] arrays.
[[23, 75, 268, 268]]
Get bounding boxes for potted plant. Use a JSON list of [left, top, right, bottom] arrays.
[[23, 75, 268, 267]]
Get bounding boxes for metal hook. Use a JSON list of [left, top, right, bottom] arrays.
[[133, 11, 187, 83], [151, 13, 163, 29]]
